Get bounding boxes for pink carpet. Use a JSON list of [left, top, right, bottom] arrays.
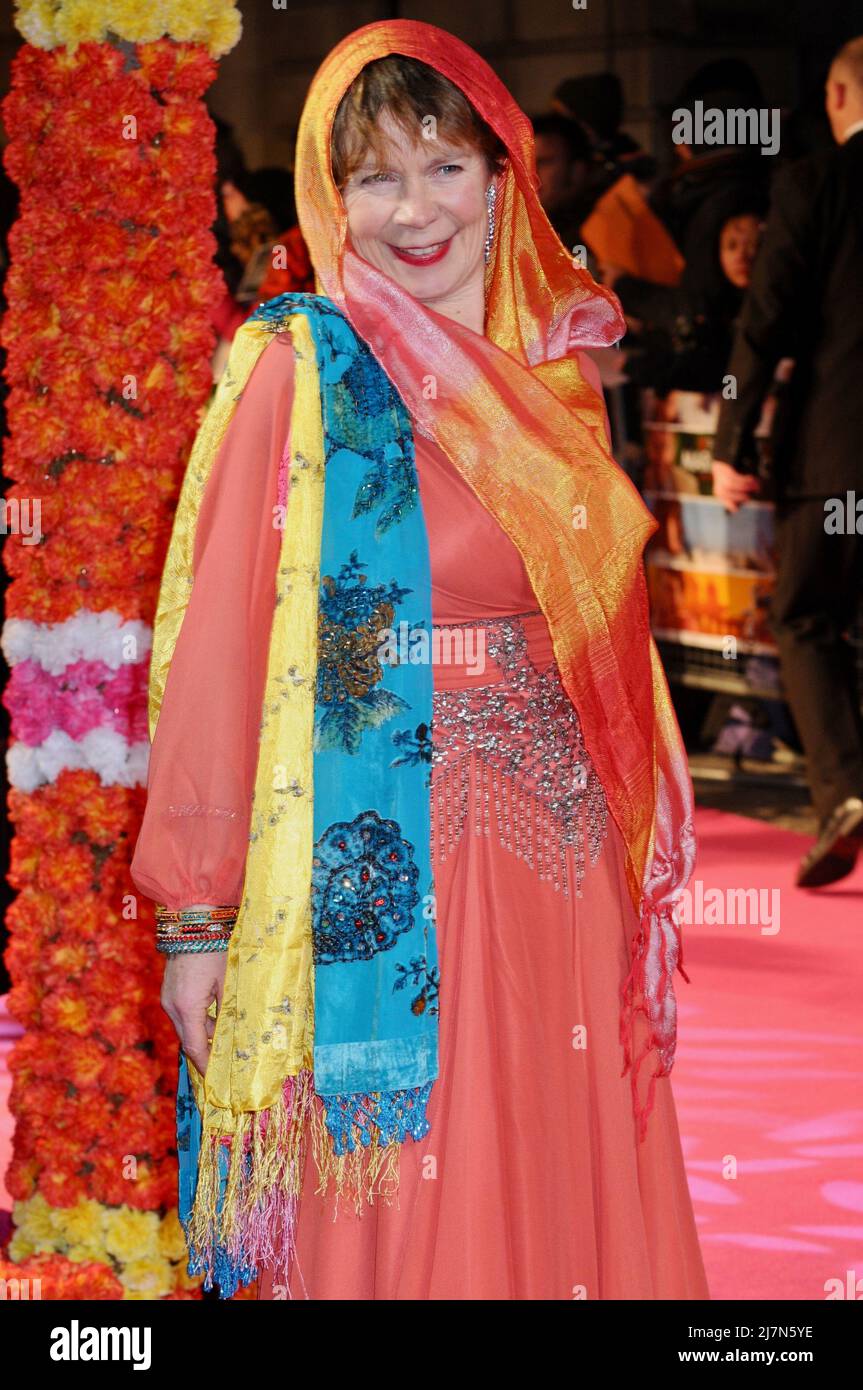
[[1, 806, 861, 1299], [672, 807, 863, 1300]]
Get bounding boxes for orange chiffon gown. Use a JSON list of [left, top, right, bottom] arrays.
[[131, 334, 709, 1301]]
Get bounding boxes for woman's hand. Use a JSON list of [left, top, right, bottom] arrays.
[[160, 914, 229, 1076]]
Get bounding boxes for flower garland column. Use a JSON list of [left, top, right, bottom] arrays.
[[0, 2, 242, 1299]]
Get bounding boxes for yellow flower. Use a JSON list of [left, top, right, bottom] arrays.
[[7, 1234, 36, 1261], [207, 8, 242, 58], [157, 1210, 188, 1263], [14, 0, 59, 49], [62, 1199, 108, 1248], [53, 0, 107, 50], [14, 1194, 60, 1242], [118, 1255, 175, 1299], [104, 0, 166, 44], [165, 9, 205, 44], [103, 1208, 160, 1262], [9, 1206, 58, 1262], [13, 0, 242, 58], [66, 1242, 102, 1263]]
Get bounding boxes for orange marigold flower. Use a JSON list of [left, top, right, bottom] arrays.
[[40, 989, 91, 1037]]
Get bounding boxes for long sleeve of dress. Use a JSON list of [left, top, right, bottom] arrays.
[[130, 331, 296, 910]]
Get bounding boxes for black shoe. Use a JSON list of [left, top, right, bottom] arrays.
[[796, 796, 863, 888]]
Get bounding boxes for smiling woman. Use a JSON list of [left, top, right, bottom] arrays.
[[132, 18, 707, 1303], [333, 56, 507, 329]]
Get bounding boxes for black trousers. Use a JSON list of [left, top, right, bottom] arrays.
[[771, 495, 863, 822]]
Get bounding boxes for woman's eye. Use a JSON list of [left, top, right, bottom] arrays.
[[359, 164, 463, 185]]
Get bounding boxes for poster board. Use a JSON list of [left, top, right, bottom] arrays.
[[640, 388, 782, 697]]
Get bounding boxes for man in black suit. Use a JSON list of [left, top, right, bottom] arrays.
[[712, 37, 863, 887]]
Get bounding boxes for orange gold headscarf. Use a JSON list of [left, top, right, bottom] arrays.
[[294, 19, 697, 1126]]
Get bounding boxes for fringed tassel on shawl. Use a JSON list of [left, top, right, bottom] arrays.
[[308, 1097, 402, 1206], [183, 1066, 424, 1296], [185, 1067, 317, 1294], [619, 897, 687, 1142]]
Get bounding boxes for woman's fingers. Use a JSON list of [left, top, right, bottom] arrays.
[[180, 1012, 212, 1078], [160, 951, 229, 1078], [160, 992, 210, 1075]]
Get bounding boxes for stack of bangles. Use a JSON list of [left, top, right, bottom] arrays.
[[155, 905, 239, 955]]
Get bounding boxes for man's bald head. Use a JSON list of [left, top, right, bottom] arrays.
[[826, 37, 863, 142]]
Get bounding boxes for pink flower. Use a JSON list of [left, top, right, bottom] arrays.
[[3, 659, 149, 744]]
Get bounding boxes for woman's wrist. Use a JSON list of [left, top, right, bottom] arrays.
[[154, 903, 239, 955]]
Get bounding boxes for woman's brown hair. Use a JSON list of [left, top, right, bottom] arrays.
[[330, 54, 508, 189]]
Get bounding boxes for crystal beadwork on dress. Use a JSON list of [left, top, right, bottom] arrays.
[[429, 611, 609, 898]]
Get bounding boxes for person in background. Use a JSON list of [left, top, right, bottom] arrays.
[[208, 115, 251, 373], [712, 37, 863, 888], [221, 166, 298, 307], [547, 71, 670, 463], [651, 59, 771, 320], [226, 165, 298, 237], [530, 112, 594, 264], [212, 165, 306, 377], [227, 165, 317, 311], [210, 113, 248, 297], [551, 71, 656, 201], [227, 200, 279, 297], [255, 220, 316, 304], [718, 210, 761, 290], [618, 195, 766, 395]]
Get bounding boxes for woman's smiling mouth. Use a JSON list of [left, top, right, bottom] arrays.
[[388, 236, 453, 265]]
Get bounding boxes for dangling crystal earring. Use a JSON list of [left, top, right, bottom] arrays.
[[484, 182, 497, 264]]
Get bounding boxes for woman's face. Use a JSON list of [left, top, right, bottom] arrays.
[[220, 179, 248, 224], [719, 215, 761, 289], [339, 109, 497, 309]]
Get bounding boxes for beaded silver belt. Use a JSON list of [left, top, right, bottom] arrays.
[[429, 610, 609, 898]]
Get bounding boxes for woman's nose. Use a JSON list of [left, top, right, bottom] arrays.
[[392, 181, 437, 226]]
